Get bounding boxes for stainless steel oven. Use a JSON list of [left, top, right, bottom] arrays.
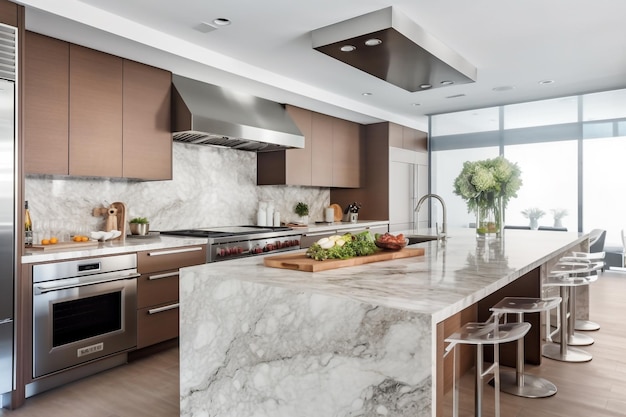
[[32, 254, 139, 378]]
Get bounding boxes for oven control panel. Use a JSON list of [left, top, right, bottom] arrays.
[[209, 236, 301, 262]]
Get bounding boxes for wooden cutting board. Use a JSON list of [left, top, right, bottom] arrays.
[[29, 240, 100, 251], [264, 247, 425, 272]]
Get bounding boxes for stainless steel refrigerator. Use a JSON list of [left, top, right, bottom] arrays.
[[0, 22, 17, 404]]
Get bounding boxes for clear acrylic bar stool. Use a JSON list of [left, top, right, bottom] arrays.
[[444, 319, 531, 417], [542, 261, 602, 362], [489, 296, 561, 398], [560, 251, 605, 332]]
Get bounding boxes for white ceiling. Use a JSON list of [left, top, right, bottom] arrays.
[[16, 0, 626, 132]]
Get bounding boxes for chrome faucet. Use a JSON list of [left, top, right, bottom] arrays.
[[415, 193, 447, 239]]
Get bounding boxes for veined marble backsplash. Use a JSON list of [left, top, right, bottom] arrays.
[[25, 143, 330, 234]]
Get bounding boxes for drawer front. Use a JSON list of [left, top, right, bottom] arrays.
[[137, 245, 206, 274], [137, 302, 179, 349], [137, 269, 179, 309]]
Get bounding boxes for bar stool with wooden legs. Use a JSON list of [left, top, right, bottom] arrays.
[[542, 261, 602, 362], [489, 296, 562, 398], [444, 318, 531, 417]]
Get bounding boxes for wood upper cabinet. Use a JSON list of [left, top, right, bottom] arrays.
[[0, 0, 19, 26], [258, 105, 361, 188], [311, 111, 333, 186], [389, 122, 427, 152], [122, 60, 172, 180], [69, 44, 123, 177], [24, 32, 70, 175], [284, 105, 312, 185], [24, 31, 173, 179], [332, 118, 361, 187]]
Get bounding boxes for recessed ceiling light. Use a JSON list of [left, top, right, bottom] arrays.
[[538, 79, 555, 85], [440, 80, 454, 86], [420, 84, 432, 89], [362, 92, 372, 96], [340, 45, 356, 52], [492, 85, 515, 92], [364, 38, 382, 46], [411, 103, 421, 106], [212, 18, 231, 26]]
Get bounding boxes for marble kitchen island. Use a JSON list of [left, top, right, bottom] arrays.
[[179, 229, 588, 417]]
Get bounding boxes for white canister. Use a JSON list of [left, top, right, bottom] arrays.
[[273, 211, 280, 227], [266, 203, 274, 227], [324, 207, 334, 223], [257, 203, 267, 226]]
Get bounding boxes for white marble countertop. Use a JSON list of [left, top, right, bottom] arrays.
[[293, 220, 389, 234], [20, 221, 387, 264], [21, 235, 208, 264], [182, 228, 587, 322]]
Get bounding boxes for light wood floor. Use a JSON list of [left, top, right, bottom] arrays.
[[0, 346, 179, 417], [443, 270, 626, 417], [1, 271, 626, 417]]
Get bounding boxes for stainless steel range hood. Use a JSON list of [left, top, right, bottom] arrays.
[[311, 7, 477, 92], [171, 75, 304, 152]]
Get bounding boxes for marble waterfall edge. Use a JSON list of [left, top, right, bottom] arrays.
[[180, 269, 432, 417]]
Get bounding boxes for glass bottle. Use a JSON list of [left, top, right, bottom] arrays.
[[24, 200, 33, 247]]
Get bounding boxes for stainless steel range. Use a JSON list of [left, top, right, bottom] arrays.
[[160, 226, 302, 263]]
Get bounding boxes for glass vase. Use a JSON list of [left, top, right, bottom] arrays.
[[475, 198, 503, 239]]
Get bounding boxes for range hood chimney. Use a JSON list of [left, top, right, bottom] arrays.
[[171, 75, 305, 152], [311, 7, 477, 92]]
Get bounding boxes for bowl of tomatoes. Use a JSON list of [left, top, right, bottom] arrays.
[[374, 233, 408, 251]]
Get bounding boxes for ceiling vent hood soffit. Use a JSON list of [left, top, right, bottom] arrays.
[[311, 7, 477, 92], [171, 75, 304, 152]]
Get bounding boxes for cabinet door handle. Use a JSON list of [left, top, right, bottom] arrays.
[[148, 303, 179, 315], [147, 246, 203, 257], [148, 271, 179, 280]]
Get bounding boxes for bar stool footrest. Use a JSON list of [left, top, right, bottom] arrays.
[[543, 343, 592, 362], [489, 371, 557, 398], [575, 319, 600, 331]]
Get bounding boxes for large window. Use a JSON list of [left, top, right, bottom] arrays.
[[432, 147, 499, 229], [430, 88, 626, 247], [504, 141, 578, 231], [583, 136, 626, 245]]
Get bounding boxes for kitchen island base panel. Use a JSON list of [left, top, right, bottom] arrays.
[[180, 275, 433, 417]]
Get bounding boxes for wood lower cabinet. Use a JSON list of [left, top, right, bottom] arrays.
[[136, 245, 206, 349], [257, 105, 361, 188], [69, 44, 124, 177]]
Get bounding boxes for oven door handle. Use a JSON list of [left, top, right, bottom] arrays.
[[148, 303, 179, 315], [34, 273, 141, 295]]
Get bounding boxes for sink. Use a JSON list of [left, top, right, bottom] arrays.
[[406, 235, 439, 244]]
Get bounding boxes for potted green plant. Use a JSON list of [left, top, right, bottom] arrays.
[[129, 217, 150, 235], [294, 202, 309, 225], [521, 208, 545, 230]]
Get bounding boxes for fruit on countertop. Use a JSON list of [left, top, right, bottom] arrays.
[[374, 233, 408, 251]]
